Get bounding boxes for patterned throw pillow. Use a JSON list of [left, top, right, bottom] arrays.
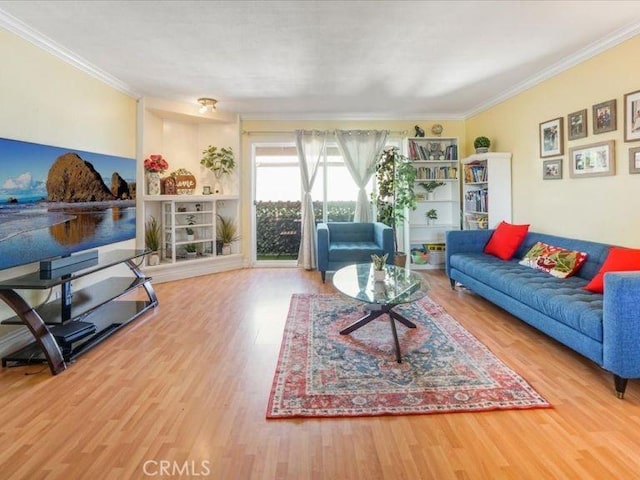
[[519, 241, 588, 278]]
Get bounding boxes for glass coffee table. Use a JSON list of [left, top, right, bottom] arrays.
[[332, 263, 427, 363]]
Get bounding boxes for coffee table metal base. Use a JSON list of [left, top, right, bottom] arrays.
[[339, 305, 416, 363]]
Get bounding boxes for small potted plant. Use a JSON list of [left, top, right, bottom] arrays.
[[474, 136, 491, 154], [426, 209, 438, 225], [184, 243, 197, 258], [216, 215, 239, 255], [145, 216, 161, 266], [371, 253, 388, 281], [420, 181, 445, 200], [185, 214, 196, 241]]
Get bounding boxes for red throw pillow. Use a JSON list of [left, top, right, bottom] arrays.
[[484, 221, 530, 260], [584, 246, 640, 293]]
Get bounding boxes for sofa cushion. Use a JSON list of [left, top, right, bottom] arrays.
[[584, 246, 640, 293], [328, 222, 374, 242], [484, 221, 530, 260], [329, 242, 383, 262], [519, 241, 588, 278], [450, 253, 603, 342]]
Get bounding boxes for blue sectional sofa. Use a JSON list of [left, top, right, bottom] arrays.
[[317, 222, 394, 283], [446, 229, 640, 398]]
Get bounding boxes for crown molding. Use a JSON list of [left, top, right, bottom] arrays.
[[0, 9, 140, 98], [239, 111, 466, 122], [464, 21, 640, 119]]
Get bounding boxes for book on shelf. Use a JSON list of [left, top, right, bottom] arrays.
[[464, 162, 487, 183], [416, 165, 458, 180]]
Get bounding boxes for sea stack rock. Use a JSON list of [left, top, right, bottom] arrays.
[[46, 153, 117, 202], [111, 172, 131, 200]]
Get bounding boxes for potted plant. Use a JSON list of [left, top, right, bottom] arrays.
[[216, 215, 240, 255], [184, 243, 197, 258], [201, 146, 235, 178], [372, 146, 417, 267], [420, 180, 445, 200], [371, 253, 388, 281], [185, 214, 196, 241], [426, 208, 438, 225], [474, 136, 491, 153], [145, 216, 161, 266]]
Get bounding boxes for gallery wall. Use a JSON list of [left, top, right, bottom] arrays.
[[465, 33, 640, 247]]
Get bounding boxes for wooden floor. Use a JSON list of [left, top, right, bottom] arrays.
[[0, 268, 639, 479]]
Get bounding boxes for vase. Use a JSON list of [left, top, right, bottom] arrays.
[[427, 192, 435, 201], [146, 172, 161, 195], [373, 270, 385, 282], [148, 251, 160, 266], [222, 244, 232, 255]]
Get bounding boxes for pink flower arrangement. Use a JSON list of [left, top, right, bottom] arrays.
[[144, 154, 169, 173]]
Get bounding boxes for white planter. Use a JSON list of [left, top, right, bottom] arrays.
[[222, 244, 232, 255], [373, 270, 385, 281], [148, 252, 160, 266]]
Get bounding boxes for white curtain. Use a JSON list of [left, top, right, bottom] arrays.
[[335, 130, 389, 222], [295, 130, 327, 270]]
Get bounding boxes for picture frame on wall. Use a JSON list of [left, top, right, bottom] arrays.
[[592, 99, 617, 134], [543, 159, 562, 180], [539, 117, 563, 158], [569, 140, 615, 178], [629, 147, 640, 174], [624, 90, 640, 142], [567, 109, 587, 140]]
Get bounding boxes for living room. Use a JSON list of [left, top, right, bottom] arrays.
[[1, 2, 640, 479]]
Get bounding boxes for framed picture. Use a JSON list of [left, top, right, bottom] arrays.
[[569, 140, 615, 178], [592, 99, 617, 134], [630, 147, 640, 174], [539, 117, 564, 157], [567, 109, 587, 140], [624, 90, 640, 142], [543, 159, 563, 180]]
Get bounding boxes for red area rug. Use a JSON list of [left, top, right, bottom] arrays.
[[267, 294, 550, 418]]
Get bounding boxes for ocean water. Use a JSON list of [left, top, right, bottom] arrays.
[[0, 199, 136, 270]]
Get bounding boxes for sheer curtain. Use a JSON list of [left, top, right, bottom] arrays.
[[295, 130, 327, 270], [335, 130, 389, 222]]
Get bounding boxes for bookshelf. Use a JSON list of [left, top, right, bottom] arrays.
[[405, 137, 461, 270], [461, 152, 512, 230]]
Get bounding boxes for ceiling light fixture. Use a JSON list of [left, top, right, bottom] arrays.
[[198, 97, 217, 113]]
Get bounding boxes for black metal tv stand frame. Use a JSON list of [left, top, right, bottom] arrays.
[[0, 249, 158, 375]]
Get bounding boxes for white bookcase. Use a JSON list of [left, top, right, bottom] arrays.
[[405, 137, 461, 270], [461, 152, 512, 230]]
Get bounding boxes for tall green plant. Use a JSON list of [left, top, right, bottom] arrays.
[[144, 216, 161, 252], [372, 147, 417, 251]]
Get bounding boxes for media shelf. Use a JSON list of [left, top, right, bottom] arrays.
[[0, 249, 158, 374]]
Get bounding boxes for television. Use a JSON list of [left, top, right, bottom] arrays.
[[0, 137, 137, 271]]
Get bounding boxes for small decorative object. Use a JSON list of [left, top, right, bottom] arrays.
[[195, 203, 202, 212], [420, 181, 445, 200], [169, 168, 197, 195], [428, 142, 443, 160], [216, 214, 239, 255], [371, 253, 388, 281], [629, 146, 640, 174], [624, 90, 640, 142], [569, 140, 615, 178], [476, 215, 489, 230], [567, 109, 587, 140], [539, 118, 563, 158], [592, 99, 617, 135], [201, 146, 235, 178], [163, 176, 177, 195], [543, 159, 563, 180], [414, 125, 425, 137], [473, 136, 491, 154], [202, 186, 212, 195], [145, 216, 161, 266], [144, 154, 169, 195], [426, 209, 438, 225], [411, 250, 429, 265], [431, 124, 443, 136]]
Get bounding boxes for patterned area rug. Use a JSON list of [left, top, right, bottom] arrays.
[[267, 294, 550, 418]]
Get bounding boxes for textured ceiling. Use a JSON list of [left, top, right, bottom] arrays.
[[1, 0, 640, 118]]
